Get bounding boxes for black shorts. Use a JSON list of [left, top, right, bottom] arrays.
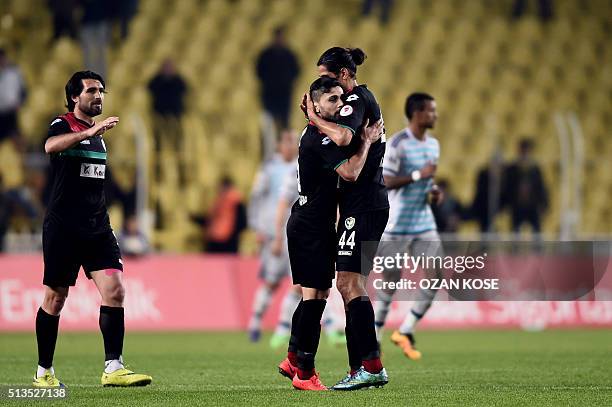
[[286, 214, 336, 290], [42, 218, 123, 287], [336, 209, 389, 274]]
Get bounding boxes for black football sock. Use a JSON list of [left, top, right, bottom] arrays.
[[99, 306, 125, 361], [345, 309, 361, 373], [296, 299, 326, 379], [287, 299, 303, 365], [347, 296, 382, 373], [36, 307, 60, 369]]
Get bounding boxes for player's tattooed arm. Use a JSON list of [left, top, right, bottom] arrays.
[[302, 93, 353, 146], [45, 116, 119, 154], [336, 119, 383, 182]]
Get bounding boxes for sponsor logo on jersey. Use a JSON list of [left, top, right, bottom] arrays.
[[80, 163, 106, 179], [80, 139, 90, 145], [321, 137, 331, 145], [298, 195, 308, 206], [338, 250, 352, 256], [340, 105, 353, 117], [345, 217, 355, 230], [346, 94, 359, 102]]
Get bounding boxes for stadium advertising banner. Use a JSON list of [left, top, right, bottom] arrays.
[[1, 254, 611, 331]]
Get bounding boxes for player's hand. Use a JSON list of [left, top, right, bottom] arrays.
[[420, 161, 437, 179], [362, 119, 384, 144], [429, 184, 444, 205], [304, 92, 317, 120], [270, 236, 283, 257], [89, 116, 119, 138], [300, 93, 308, 119]]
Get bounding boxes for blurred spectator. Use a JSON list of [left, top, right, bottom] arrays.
[[502, 139, 548, 235], [104, 166, 136, 219], [431, 179, 465, 233], [471, 152, 505, 233], [203, 176, 247, 253], [0, 48, 27, 148], [148, 59, 187, 119], [0, 174, 10, 251], [148, 59, 187, 153], [118, 214, 149, 257], [511, 0, 553, 21], [255, 26, 300, 158], [362, 0, 393, 24], [109, 0, 139, 40], [0, 170, 46, 252], [47, 0, 79, 41], [80, 0, 113, 78]]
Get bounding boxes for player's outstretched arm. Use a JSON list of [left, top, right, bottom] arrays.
[[336, 119, 382, 182], [45, 116, 119, 154], [302, 92, 353, 146]]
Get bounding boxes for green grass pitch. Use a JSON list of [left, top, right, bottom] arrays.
[[1, 330, 611, 406]]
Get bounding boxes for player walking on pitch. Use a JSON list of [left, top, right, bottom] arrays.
[[33, 71, 152, 388], [373, 92, 443, 360]]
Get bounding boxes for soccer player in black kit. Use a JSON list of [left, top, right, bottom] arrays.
[[304, 47, 389, 390], [33, 71, 152, 388], [278, 76, 383, 390]]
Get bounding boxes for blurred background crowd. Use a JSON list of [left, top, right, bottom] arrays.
[[0, 0, 610, 253]]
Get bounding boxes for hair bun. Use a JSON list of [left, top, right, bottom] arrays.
[[348, 48, 366, 65]]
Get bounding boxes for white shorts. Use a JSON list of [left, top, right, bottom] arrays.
[[379, 229, 443, 258]]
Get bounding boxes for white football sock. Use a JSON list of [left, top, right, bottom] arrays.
[[104, 356, 124, 373], [37, 365, 54, 377]]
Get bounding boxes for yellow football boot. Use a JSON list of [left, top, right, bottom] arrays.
[[101, 368, 152, 387], [33, 370, 65, 388]]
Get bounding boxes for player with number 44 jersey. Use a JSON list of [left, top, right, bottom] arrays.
[[305, 47, 389, 391]]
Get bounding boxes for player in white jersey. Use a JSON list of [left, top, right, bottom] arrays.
[[247, 130, 298, 341], [373, 93, 444, 360]]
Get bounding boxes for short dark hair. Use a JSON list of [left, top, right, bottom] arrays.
[[65, 70, 105, 112], [309, 76, 342, 102], [405, 92, 434, 120], [317, 47, 366, 77]]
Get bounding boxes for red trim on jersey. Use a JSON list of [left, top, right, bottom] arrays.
[[308, 120, 325, 135], [59, 112, 95, 133]]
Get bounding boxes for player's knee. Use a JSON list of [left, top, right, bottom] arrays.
[[336, 274, 356, 293], [336, 274, 365, 301], [104, 283, 125, 306], [44, 291, 68, 315], [336, 278, 351, 298]]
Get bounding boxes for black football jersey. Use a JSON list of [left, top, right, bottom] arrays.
[[335, 84, 389, 215], [45, 112, 111, 234], [291, 124, 349, 226]]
